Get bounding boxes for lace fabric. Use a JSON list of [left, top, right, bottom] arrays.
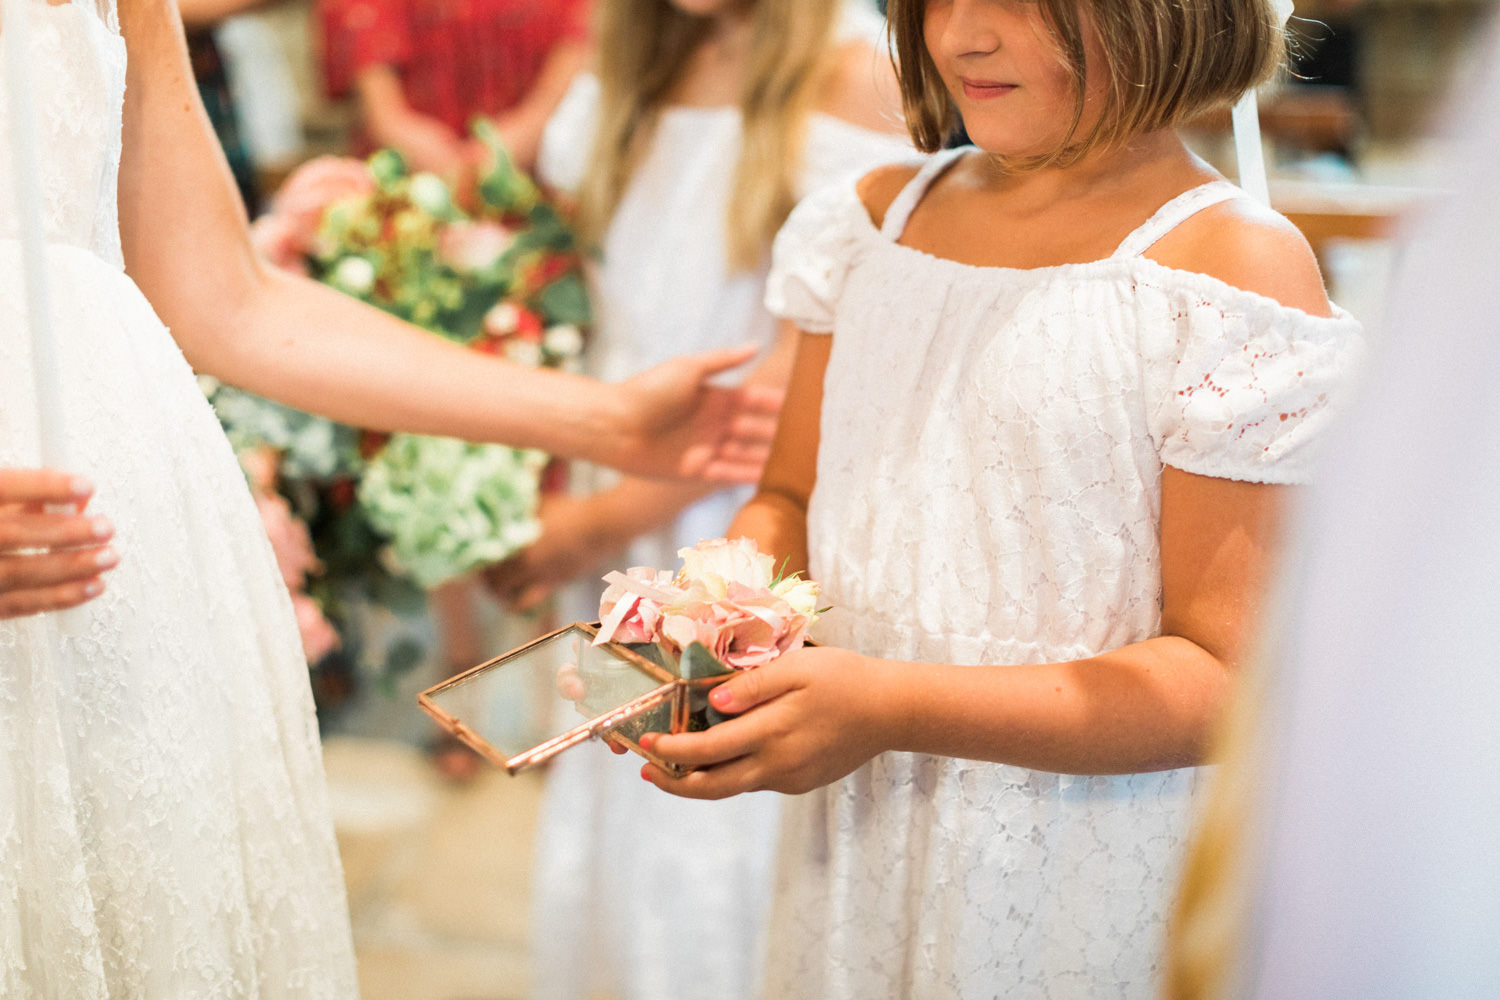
[[0, 4, 358, 995], [759, 162, 1365, 997]]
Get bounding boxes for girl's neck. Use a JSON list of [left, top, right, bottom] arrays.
[[663, 7, 757, 108], [974, 129, 1199, 209]]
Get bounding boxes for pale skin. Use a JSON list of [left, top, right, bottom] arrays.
[[484, 0, 906, 610], [640, 0, 1335, 797], [0, 0, 780, 617]]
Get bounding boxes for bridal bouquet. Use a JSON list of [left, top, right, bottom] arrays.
[[594, 537, 823, 675], [214, 123, 590, 684]]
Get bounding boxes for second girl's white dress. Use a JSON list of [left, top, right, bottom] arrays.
[[526, 60, 914, 1000], [0, 3, 358, 995], [759, 149, 1364, 999]]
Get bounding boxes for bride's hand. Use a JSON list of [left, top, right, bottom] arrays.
[[609, 346, 783, 483], [0, 469, 117, 618]]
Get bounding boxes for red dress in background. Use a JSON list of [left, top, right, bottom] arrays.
[[320, 0, 590, 146]]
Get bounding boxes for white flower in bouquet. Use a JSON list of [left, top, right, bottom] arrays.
[[542, 323, 584, 360], [357, 435, 548, 589], [328, 255, 377, 296], [407, 171, 454, 217], [483, 301, 521, 336], [504, 338, 544, 368]]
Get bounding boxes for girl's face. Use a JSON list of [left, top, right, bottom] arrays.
[[923, 0, 1106, 159]]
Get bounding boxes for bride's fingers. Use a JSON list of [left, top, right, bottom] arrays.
[[0, 510, 113, 553], [0, 469, 93, 507], [0, 572, 108, 618], [0, 546, 118, 594]]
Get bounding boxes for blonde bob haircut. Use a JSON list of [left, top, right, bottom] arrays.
[[577, 0, 842, 273], [886, 0, 1287, 162]]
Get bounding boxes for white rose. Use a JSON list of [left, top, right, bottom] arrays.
[[408, 172, 452, 216], [329, 256, 376, 295], [484, 301, 521, 336], [543, 323, 584, 358]]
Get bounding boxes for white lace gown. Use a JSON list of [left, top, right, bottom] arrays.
[[526, 63, 915, 1000], [760, 149, 1364, 999], [0, 4, 358, 996]]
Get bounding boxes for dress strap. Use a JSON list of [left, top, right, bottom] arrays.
[[879, 147, 967, 240], [1110, 180, 1244, 259]]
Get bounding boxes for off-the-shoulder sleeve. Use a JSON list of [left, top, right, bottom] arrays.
[[1140, 275, 1365, 484], [764, 179, 872, 334]]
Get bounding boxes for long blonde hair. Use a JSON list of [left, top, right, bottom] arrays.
[[577, 0, 841, 272]]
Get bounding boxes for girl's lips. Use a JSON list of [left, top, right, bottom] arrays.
[[961, 79, 1018, 99]]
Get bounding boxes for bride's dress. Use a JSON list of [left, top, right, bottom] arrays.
[[0, 2, 357, 995]]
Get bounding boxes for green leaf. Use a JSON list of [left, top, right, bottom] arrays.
[[536, 272, 593, 326], [679, 642, 733, 680]]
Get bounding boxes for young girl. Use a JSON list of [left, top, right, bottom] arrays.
[[0, 0, 774, 991], [641, 0, 1364, 996], [484, 1, 911, 997]]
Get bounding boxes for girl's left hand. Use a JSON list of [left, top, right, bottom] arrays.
[[640, 645, 902, 799]]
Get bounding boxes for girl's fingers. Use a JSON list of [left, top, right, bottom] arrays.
[[0, 511, 113, 553], [0, 576, 107, 618], [641, 715, 762, 771], [640, 755, 761, 801]]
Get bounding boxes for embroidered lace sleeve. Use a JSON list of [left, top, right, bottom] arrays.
[[1140, 271, 1366, 484], [765, 179, 871, 334]]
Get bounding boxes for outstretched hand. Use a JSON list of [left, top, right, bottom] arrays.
[[638, 645, 899, 799], [612, 346, 783, 483], [0, 469, 117, 618]]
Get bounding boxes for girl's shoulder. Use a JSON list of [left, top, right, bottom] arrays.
[[854, 161, 924, 231], [1146, 195, 1334, 318]]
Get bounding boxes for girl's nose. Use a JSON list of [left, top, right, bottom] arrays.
[[930, 0, 1004, 63]]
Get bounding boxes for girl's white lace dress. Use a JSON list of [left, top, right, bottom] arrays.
[[0, 4, 358, 996], [761, 148, 1364, 999], [527, 54, 914, 1000]]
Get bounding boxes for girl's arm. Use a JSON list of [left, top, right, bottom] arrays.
[[116, 0, 774, 481], [643, 467, 1286, 796], [352, 65, 471, 176], [484, 320, 803, 609]]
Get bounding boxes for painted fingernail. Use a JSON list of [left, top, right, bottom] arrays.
[[90, 516, 113, 539], [83, 581, 103, 597], [95, 547, 119, 570], [69, 477, 93, 498], [638, 732, 656, 751], [710, 686, 733, 708]]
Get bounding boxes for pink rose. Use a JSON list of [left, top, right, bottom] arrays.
[[292, 592, 340, 663], [595, 567, 681, 646], [438, 220, 514, 274], [255, 492, 321, 590]]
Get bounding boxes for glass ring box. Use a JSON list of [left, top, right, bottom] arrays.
[[418, 621, 738, 777]]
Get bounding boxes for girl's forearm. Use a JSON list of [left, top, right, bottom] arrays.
[[872, 635, 1232, 774], [726, 490, 809, 575], [186, 266, 631, 461]]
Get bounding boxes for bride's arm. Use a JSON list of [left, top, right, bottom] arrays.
[[112, 0, 775, 480]]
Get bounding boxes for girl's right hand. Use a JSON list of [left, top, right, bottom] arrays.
[[0, 469, 117, 618]]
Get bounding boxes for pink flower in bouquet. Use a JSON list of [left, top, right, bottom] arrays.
[[438, 220, 514, 274], [594, 538, 822, 670], [596, 567, 682, 645], [292, 592, 341, 663], [255, 492, 322, 590]]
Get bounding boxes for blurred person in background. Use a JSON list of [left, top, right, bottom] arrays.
[[319, 0, 590, 175]]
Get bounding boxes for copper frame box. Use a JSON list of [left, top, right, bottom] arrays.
[[417, 621, 733, 777]]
